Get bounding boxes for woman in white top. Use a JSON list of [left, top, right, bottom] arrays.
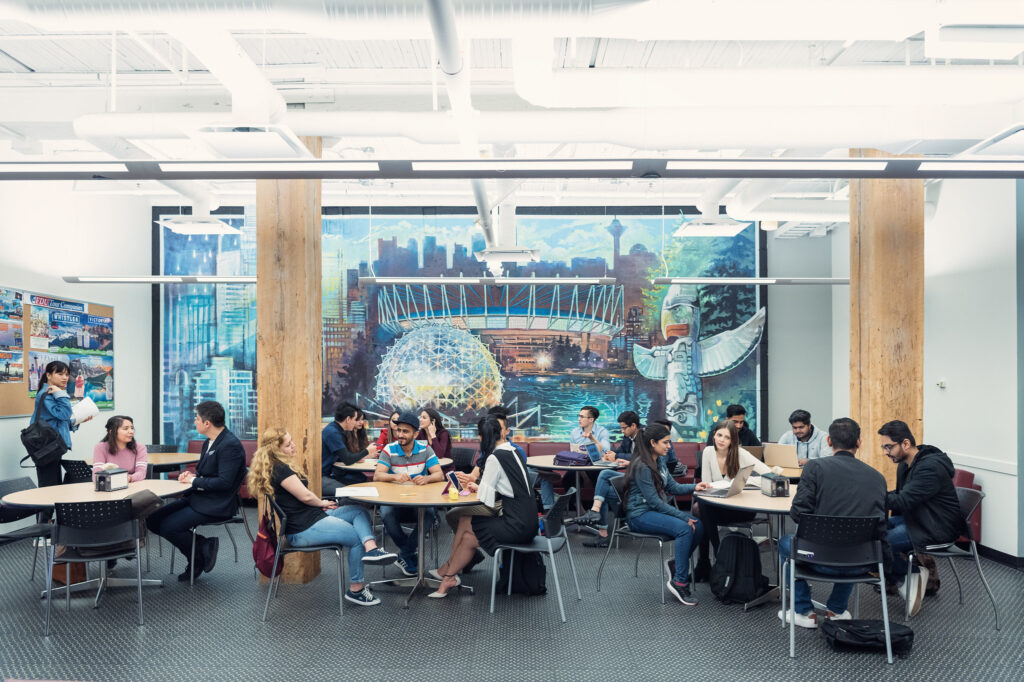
[[693, 420, 771, 571], [428, 417, 538, 598]]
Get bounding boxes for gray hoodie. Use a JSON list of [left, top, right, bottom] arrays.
[[777, 424, 832, 461]]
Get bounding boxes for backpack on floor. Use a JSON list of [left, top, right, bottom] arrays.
[[709, 532, 770, 604], [497, 552, 547, 596], [820, 619, 914, 657]]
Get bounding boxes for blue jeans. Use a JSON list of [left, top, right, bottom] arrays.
[[381, 505, 436, 565], [885, 515, 914, 585], [287, 505, 374, 584], [628, 511, 703, 584], [779, 534, 870, 615], [593, 469, 624, 529]]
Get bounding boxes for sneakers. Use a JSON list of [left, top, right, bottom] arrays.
[[899, 567, 929, 617], [394, 556, 418, 577], [778, 609, 818, 629], [361, 548, 398, 566], [671, 463, 688, 477], [667, 579, 699, 606], [344, 587, 381, 606], [583, 536, 609, 548], [572, 509, 602, 526], [825, 610, 852, 621]]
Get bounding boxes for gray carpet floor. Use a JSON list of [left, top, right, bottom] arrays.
[[0, 505, 1020, 682]]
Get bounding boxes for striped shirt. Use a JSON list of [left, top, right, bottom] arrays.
[[379, 440, 439, 479]]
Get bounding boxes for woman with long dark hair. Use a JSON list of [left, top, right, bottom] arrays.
[[345, 408, 370, 453], [92, 415, 148, 482], [427, 416, 536, 598], [417, 407, 451, 461], [375, 410, 401, 448], [30, 360, 93, 488], [624, 423, 710, 606]]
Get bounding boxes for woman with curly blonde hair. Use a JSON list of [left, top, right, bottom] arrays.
[[247, 427, 397, 606]]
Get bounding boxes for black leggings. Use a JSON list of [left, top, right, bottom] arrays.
[[35, 458, 64, 522]]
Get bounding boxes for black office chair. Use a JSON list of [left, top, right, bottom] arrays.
[[905, 487, 999, 629], [489, 488, 581, 623], [450, 447, 477, 472], [60, 459, 92, 484], [0, 476, 52, 580], [596, 475, 694, 604], [262, 496, 348, 622], [781, 514, 893, 664], [45, 499, 143, 636], [169, 493, 246, 585]]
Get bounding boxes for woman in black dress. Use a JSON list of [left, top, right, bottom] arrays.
[[428, 417, 537, 598]]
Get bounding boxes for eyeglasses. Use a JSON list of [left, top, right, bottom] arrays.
[[578, 414, 593, 419], [881, 443, 899, 452]]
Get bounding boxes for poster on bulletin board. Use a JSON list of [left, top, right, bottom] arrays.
[[0, 287, 114, 417]]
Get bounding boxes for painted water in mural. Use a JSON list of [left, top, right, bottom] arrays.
[[160, 209, 762, 445]]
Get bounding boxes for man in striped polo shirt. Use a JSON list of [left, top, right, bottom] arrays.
[[374, 410, 445, 576]]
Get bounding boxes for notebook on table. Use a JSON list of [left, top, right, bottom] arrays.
[[699, 465, 755, 498]]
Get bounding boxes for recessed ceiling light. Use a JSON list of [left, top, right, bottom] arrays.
[[157, 216, 241, 235], [411, 161, 634, 172]]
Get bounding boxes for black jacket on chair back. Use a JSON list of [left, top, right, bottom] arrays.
[[790, 450, 888, 542], [886, 444, 964, 548], [187, 428, 246, 519]]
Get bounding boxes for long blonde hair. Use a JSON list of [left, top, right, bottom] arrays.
[[247, 427, 305, 500]]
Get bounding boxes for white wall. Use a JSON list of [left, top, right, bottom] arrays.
[[0, 182, 153, 484], [924, 179, 1019, 557], [766, 233, 833, 440]]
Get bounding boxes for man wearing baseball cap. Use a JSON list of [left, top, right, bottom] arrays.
[[373, 410, 445, 576]]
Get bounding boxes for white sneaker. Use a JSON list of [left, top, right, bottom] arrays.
[[911, 567, 929, 617], [778, 609, 818, 629], [825, 610, 852, 621]]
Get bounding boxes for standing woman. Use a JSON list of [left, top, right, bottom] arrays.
[[30, 360, 93, 489], [375, 410, 401, 449], [624, 423, 710, 605], [92, 415, 148, 482], [417, 407, 451, 461]]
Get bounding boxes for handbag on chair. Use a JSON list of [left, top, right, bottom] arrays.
[[253, 511, 284, 578]]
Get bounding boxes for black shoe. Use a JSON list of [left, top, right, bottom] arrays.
[[671, 464, 688, 477], [462, 549, 486, 575], [178, 564, 201, 582], [584, 536, 610, 548], [106, 558, 118, 571], [202, 537, 219, 574], [667, 579, 699, 606], [693, 559, 712, 583]]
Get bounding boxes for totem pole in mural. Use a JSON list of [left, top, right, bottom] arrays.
[[633, 284, 766, 440]]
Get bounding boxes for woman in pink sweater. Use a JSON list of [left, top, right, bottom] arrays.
[[92, 415, 148, 482]]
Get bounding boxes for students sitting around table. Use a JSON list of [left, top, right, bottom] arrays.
[[374, 411, 445, 576], [624, 422, 711, 605], [571, 410, 641, 548], [778, 417, 887, 627], [92, 414, 148, 482], [427, 416, 538, 598], [417, 407, 452, 461], [699, 404, 761, 480], [692, 419, 772, 579], [454, 406, 526, 489], [321, 402, 379, 494], [248, 427, 396, 606], [538, 405, 611, 511], [375, 410, 401, 449]]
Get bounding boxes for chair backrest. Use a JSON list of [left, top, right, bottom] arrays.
[[61, 459, 93, 484], [527, 468, 539, 491], [0, 476, 38, 524], [793, 514, 882, 567], [544, 487, 576, 538], [450, 447, 476, 470], [955, 487, 984, 539], [610, 475, 630, 520], [144, 444, 178, 453], [53, 500, 136, 547]]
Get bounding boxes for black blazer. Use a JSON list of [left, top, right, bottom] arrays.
[[187, 428, 246, 519]]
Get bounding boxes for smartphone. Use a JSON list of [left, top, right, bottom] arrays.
[[442, 470, 461, 495]]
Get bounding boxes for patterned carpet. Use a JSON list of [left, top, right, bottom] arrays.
[[0, 505, 1020, 682]]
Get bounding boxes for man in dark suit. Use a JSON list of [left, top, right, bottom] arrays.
[[146, 401, 246, 581]]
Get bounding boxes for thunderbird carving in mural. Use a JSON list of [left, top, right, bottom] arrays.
[[633, 284, 766, 439]]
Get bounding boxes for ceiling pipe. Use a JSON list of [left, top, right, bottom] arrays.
[[423, 0, 493, 246]]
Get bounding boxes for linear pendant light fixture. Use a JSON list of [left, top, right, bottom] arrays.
[[63, 276, 256, 284], [359, 276, 616, 286], [651, 277, 850, 286]]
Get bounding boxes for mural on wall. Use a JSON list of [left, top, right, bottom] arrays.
[[160, 208, 762, 445]]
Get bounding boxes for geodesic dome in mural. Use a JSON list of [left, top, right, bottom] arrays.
[[375, 324, 503, 410]]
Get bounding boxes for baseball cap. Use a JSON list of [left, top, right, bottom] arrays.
[[395, 411, 420, 430]]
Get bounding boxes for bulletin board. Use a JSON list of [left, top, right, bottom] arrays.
[[0, 287, 114, 418]]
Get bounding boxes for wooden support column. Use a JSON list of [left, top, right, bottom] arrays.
[[257, 136, 323, 583], [849, 148, 924, 486]]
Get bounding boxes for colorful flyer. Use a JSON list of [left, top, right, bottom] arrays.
[[68, 353, 114, 409], [0, 350, 23, 383], [47, 309, 87, 354], [86, 314, 114, 353], [0, 317, 23, 350], [0, 288, 23, 320], [30, 295, 86, 313], [29, 307, 50, 349], [27, 351, 70, 395]]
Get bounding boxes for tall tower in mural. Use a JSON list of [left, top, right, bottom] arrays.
[[606, 217, 625, 271]]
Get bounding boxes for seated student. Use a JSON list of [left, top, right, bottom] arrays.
[[485, 405, 527, 463], [879, 419, 963, 617], [455, 408, 524, 489], [92, 415, 148, 483], [427, 416, 538, 598], [691, 420, 772, 576], [777, 409, 832, 465], [700, 404, 761, 479], [778, 418, 887, 628], [572, 410, 641, 548], [247, 427, 396, 606], [539, 405, 611, 511], [625, 423, 711, 605], [146, 401, 245, 581], [417, 407, 452, 461], [321, 402, 379, 494], [375, 410, 401, 449], [650, 418, 684, 476], [374, 411, 444, 576]]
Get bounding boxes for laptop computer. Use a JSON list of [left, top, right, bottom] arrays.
[[745, 445, 763, 461], [764, 443, 800, 468], [585, 442, 618, 467], [699, 465, 755, 498]]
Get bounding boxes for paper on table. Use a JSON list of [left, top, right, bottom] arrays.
[[72, 397, 99, 424], [336, 486, 379, 497], [709, 480, 731, 490]]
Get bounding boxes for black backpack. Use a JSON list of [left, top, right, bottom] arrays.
[[820, 619, 914, 657], [710, 532, 770, 604], [497, 553, 547, 596]]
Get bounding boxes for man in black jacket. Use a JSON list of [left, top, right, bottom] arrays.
[[879, 420, 964, 617], [778, 418, 887, 629], [321, 402, 378, 494], [146, 401, 246, 581]]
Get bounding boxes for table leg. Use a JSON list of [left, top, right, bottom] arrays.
[[402, 507, 428, 608]]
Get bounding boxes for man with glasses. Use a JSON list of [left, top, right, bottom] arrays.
[[538, 405, 610, 511], [878, 420, 964, 617]]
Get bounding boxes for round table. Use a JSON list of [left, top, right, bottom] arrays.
[[1, 479, 189, 509], [695, 485, 798, 610], [334, 457, 453, 473], [83, 453, 201, 477], [337, 480, 478, 607], [525, 454, 626, 517]]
